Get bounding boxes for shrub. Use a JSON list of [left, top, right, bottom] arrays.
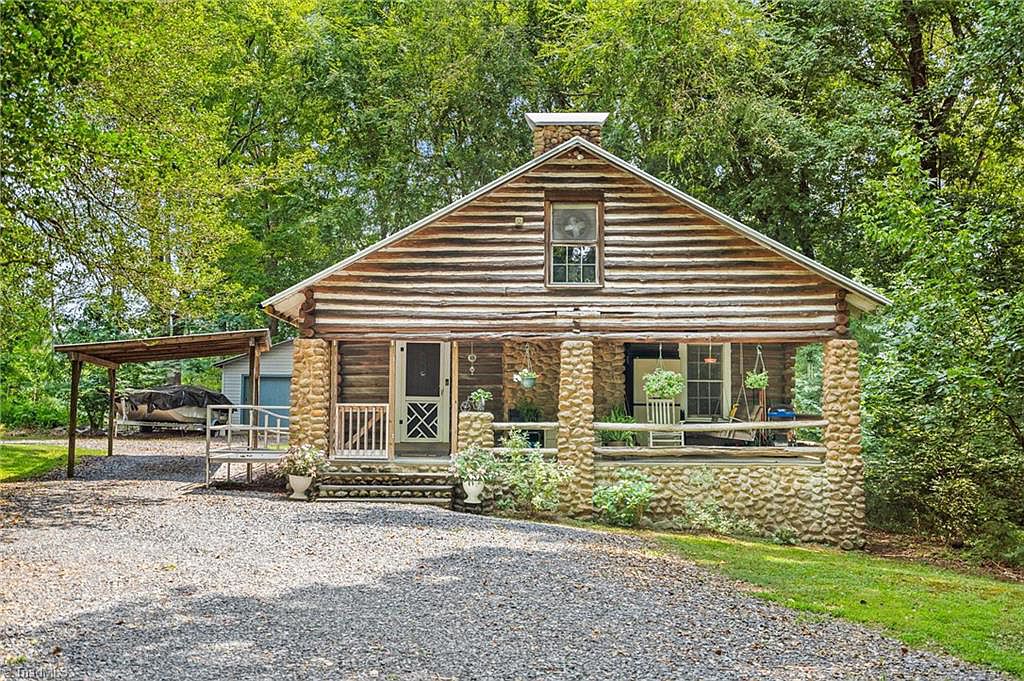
[[969, 521, 1024, 567], [593, 468, 655, 527], [596, 404, 637, 446], [280, 444, 327, 478], [496, 428, 572, 516], [671, 500, 761, 537], [642, 367, 685, 399], [452, 444, 502, 483]]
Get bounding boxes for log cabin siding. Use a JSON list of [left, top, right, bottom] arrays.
[[338, 342, 389, 404], [308, 149, 843, 342], [458, 342, 504, 416]]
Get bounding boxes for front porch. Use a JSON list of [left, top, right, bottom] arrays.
[[287, 335, 864, 546]]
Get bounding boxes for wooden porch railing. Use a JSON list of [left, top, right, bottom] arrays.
[[334, 403, 388, 459], [591, 419, 828, 461]]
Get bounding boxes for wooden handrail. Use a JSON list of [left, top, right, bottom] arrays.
[[595, 445, 826, 458], [592, 419, 828, 433], [491, 421, 559, 430]]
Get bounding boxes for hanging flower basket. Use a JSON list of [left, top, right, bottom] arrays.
[[513, 368, 537, 389], [642, 367, 685, 399]]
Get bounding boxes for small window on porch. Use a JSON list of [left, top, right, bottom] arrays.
[[547, 201, 602, 286], [683, 344, 732, 420]]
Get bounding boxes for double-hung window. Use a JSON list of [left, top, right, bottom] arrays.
[[547, 200, 603, 286]]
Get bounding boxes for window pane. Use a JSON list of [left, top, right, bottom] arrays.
[[552, 264, 567, 282], [581, 265, 597, 282], [552, 204, 597, 241]]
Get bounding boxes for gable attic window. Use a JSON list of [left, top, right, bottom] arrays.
[[546, 200, 603, 286]]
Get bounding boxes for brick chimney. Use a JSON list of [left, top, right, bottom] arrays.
[[525, 112, 608, 156]]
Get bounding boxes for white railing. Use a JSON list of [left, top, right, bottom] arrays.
[[206, 405, 290, 452], [334, 403, 388, 459]]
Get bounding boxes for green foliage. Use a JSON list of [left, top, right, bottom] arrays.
[[743, 371, 769, 390], [0, 443, 105, 482], [280, 444, 327, 478], [468, 389, 492, 408], [512, 397, 541, 422], [592, 468, 655, 527], [452, 444, 502, 484], [596, 404, 637, 446], [660, 533, 1024, 676], [642, 367, 685, 399], [670, 500, 761, 538], [495, 428, 572, 517]]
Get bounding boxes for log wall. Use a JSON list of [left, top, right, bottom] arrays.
[[307, 148, 844, 342]]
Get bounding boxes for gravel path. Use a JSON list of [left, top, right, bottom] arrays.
[[0, 440, 1010, 680]]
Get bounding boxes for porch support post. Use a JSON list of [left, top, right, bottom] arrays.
[[557, 339, 595, 517], [456, 411, 494, 451], [67, 359, 82, 478], [328, 340, 339, 455], [822, 338, 865, 548], [288, 338, 331, 451], [107, 366, 116, 456]]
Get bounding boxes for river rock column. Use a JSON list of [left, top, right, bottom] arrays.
[[289, 338, 331, 451], [557, 340, 595, 517], [456, 412, 494, 451], [822, 338, 865, 548]]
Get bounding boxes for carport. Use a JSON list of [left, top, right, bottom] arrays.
[[54, 329, 271, 477]]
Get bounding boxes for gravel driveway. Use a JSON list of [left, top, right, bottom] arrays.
[[0, 440, 1009, 680]]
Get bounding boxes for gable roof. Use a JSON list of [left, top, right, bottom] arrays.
[[262, 137, 889, 321]]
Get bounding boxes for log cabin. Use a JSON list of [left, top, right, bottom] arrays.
[[261, 112, 887, 546]]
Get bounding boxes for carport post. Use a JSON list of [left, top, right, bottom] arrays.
[[107, 366, 116, 456], [67, 359, 82, 478], [247, 339, 261, 450]]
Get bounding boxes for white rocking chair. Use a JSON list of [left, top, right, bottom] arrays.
[[646, 398, 684, 448]]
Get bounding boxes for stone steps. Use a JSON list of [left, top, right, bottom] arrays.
[[314, 470, 455, 505]]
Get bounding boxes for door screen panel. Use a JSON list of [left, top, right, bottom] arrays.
[[405, 343, 441, 397]]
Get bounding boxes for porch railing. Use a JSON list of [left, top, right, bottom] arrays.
[[206, 404, 290, 452], [591, 419, 828, 461], [334, 403, 388, 459]]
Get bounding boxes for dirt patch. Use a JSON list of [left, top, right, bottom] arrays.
[[864, 529, 1024, 583]]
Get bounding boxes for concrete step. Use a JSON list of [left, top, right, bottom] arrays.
[[318, 484, 452, 493]]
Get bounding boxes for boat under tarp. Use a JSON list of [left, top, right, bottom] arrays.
[[119, 385, 231, 424]]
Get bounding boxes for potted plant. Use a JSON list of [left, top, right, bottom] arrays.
[[469, 388, 492, 411], [509, 397, 542, 423], [744, 370, 769, 390], [597, 405, 637, 447], [642, 367, 685, 399], [512, 368, 537, 389], [281, 444, 327, 500], [452, 444, 501, 504]]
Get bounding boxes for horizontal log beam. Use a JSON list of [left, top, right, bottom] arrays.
[[491, 421, 559, 430], [592, 419, 828, 433], [594, 445, 826, 458]]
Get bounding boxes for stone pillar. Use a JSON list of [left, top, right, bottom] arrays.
[[822, 338, 865, 548], [556, 340, 595, 517], [456, 411, 494, 451], [289, 338, 331, 451]]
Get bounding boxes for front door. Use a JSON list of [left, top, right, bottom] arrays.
[[395, 341, 451, 443]]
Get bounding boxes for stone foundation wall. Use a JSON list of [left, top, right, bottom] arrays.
[[289, 338, 330, 450], [823, 339, 865, 548], [556, 340, 595, 516], [595, 462, 829, 541]]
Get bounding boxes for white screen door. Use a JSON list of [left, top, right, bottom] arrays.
[[395, 341, 451, 443]]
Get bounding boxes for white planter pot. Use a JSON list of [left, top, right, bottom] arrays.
[[288, 474, 313, 500], [462, 479, 485, 505]]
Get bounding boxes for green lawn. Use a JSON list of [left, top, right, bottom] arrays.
[[0, 443, 105, 482], [658, 533, 1024, 677]]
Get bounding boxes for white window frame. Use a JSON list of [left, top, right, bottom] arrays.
[[679, 343, 732, 421], [546, 201, 603, 287]]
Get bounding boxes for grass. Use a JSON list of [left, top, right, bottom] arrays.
[[657, 532, 1024, 677], [0, 443, 105, 482]]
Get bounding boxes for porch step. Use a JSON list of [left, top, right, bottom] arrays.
[[314, 470, 455, 505], [315, 497, 452, 506]]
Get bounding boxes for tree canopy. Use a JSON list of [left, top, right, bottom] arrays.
[[1, 0, 1022, 556]]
